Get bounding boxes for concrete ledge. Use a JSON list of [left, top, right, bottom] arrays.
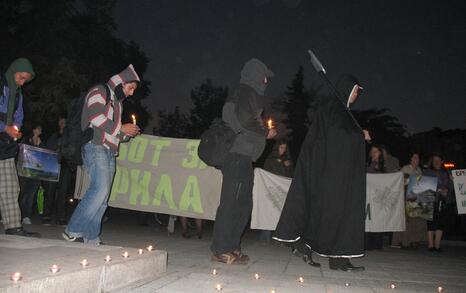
[[0, 235, 167, 293]]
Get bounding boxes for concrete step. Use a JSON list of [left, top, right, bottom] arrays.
[[0, 235, 167, 293]]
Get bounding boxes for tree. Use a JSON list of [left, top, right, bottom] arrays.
[[187, 80, 228, 138], [0, 0, 151, 136], [156, 80, 228, 139], [280, 67, 318, 161], [156, 107, 189, 138], [353, 108, 408, 160]]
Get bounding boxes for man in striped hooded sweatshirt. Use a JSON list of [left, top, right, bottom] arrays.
[[63, 65, 140, 244]]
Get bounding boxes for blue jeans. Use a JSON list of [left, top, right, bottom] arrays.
[[66, 144, 115, 243]]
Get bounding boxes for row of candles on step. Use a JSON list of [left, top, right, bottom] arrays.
[[10, 245, 154, 283], [211, 270, 444, 292]]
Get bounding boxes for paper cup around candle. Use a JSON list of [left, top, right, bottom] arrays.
[[212, 269, 217, 275], [80, 259, 88, 267], [138, 249, 144, 255], [298, 276, 304, 283], [254, 273, 260, 280], [215, 284, 222, 291], [147, 245, 153, 251], [105, 255, 112, 262], [50, 265, 60, 273], [11, 272, 22, 282], [122, 251, 129, 258]]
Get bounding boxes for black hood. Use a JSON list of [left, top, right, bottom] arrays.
[[336, 74, 363, 101], [240, 58, 274, 96]]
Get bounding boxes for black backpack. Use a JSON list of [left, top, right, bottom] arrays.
[[197, 118, 236, 169], [60, 84, 110, 167]]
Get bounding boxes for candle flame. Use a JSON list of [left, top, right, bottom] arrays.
[[267, 119, 273, 129], [131, 114, 137, 125]]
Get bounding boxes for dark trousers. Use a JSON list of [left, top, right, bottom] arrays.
[[365, 232, 384, 250], [211, 153, 253, 254], [19, 177, 41, 219], [43, 164, 72, 221]]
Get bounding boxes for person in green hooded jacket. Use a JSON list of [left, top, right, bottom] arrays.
[[0, 58, 40, 237]]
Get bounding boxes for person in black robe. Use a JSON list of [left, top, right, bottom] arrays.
[[273, 75, 370, 272]]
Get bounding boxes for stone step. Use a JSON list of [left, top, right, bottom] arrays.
[[0, 235, 167, 293]]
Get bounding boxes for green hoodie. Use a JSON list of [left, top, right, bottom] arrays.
[[5, 58, 35, 124]]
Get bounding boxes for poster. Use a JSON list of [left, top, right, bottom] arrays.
[[452, 169, 466, 215], [405, 175, 438, 220], [16, 143, 61, 182]]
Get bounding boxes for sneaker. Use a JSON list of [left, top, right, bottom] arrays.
[[62, 231, 83, 242], [5, 227, 41, 238], [211, 252, 245, 265], [22, 217, 32, 225]]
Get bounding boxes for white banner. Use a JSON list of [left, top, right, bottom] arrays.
[[74, 135, 405, 230], [452, 169, 466, 215], [251, 169, 406, 232], [365, 172, 405, 232], [251, 168, 290, 230]]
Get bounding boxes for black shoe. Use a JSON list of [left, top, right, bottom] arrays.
[[291, 241, 321, 267], [329, 259, 365, 272], [42, 217, 52, 226], [5, 227, 41, 238], [181, 231, 191, 239], [428, 247, 435, 252], [62, 231, 84, 242], [435, 248, 443, 253]]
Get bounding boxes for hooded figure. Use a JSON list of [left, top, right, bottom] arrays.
[[211, 58, 275, 264], [273, 74, 367, 272], [81, 64, 140, 152], [64, 65, 140, 244]]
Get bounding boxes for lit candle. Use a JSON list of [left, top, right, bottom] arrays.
[[80, 259, 88, 267], [437, 286, 444, 293], [270, 290, 276, 293], [298, 276, 304, 283], [254, 273, 260, 280], [50, 264, 60, 273], [104, 255, 112, 262], [212, 269, 217, 275], [267, 119, 273, 129], [147, 245, 153, 252], [138, 249, 144, 255], [131, 114, 137, 125], [69, 198, 74, 203], [122, 251, 129, 258], [12, 125, 19, 141], [215, 284, 222, 291], [390, 283, 396, 289], [345, 282, 350, 287], [11, 272, 22, 282]]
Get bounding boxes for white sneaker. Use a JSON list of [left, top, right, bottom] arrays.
[[22, 217, 32, 225]]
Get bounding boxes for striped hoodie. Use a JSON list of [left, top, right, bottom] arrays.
[[81, 64, 140, 153]]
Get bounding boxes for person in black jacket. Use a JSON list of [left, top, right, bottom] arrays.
[[211, 58, 276, 264], [42, 117, 72, 226]]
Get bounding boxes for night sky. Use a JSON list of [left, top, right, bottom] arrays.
[[114, 0, 466, 133]]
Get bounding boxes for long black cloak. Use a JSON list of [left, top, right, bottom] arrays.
[[273, 76, 366, 258]]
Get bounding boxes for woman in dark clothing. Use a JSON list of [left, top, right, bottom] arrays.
[[263, 140, 294, 178], [423, 153, 453, 252], [365, 145, 385, 250], [18, 123, 44, 224], [366, 145, 385, 174]]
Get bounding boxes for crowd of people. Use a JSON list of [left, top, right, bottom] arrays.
[[0, 57, 459, 274]]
